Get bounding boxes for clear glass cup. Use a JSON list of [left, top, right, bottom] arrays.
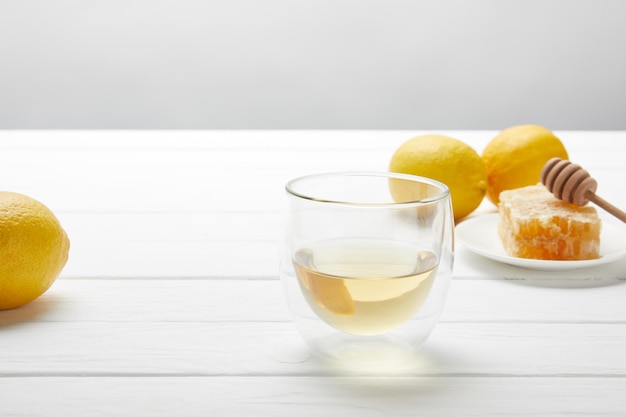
[[280, 171, 454, 367]]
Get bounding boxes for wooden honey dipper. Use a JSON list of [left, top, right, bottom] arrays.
[[540, 157, 626, 223]]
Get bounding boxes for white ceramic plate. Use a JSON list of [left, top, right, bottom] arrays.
[[456, 213, 626, 270]]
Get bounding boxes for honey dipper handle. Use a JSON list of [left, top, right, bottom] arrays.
[[586, 190, 626, 223]]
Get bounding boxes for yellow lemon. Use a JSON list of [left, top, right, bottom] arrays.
[[0, 192, 70, 310], [389, 134, 487, 221], [482, 125, 568, 205]]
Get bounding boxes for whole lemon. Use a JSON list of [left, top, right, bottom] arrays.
[[0, 192, 70, 310], [389, 134, 487, 221], [482, 125, 568, 205]]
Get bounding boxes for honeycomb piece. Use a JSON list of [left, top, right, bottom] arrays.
[[498, 184, 601, 260]]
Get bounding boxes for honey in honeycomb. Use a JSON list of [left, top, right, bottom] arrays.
[[498, 184, 601, 260]]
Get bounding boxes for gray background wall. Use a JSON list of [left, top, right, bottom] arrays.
[[1, 0, 624, 130]]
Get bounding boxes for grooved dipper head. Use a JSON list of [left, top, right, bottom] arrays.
[[540, 158, 597, 206]]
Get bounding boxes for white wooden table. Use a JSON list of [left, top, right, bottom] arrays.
[[1, 130, 625, 416]]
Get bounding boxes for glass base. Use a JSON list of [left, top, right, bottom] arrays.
[[293, 313, 439, 373]]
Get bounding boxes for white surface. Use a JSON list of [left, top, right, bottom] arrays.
[[457, 213, 626, 270], [1, 1, 626, 129], [0, 130, 625, 416]]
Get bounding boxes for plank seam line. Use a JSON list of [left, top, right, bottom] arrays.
[[59, 275, 279, 280], [7, 320, 626, 325], [1, 373, 625, 379], [57, 276, 626, 281]]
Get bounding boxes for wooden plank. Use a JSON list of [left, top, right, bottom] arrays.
[[57, 212, 280, 243], [1, 142, 623, 173], [0, 321, 624, 376], [62, 240, 279, 278], [0, 147, 391, 171], [58, 237, 626, 279], [3, 279, 626, 325], [0, 142, 623, 176], [1, 376, 625, 417], [1, 165, 623, 214], [0, 129, 423, 150]]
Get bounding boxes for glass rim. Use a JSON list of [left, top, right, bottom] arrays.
[[285, 171, 450, 207]]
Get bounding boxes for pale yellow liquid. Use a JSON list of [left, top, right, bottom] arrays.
[[293, 239, 438, 336]]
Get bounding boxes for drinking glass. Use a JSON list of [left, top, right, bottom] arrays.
[[280, 171, 454, 365]]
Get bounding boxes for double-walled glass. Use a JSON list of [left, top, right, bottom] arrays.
[[280, 172, 454, 365]]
